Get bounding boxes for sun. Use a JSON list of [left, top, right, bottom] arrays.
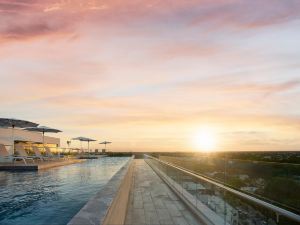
[[193, 128, 217, 152]]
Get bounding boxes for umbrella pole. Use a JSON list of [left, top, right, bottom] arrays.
[[43, 131, 45, 151], [11, 125, 15, 155], [88, 141, 90, 156]]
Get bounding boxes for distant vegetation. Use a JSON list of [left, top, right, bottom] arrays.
[[150, 151, 300, 164], [219, 151, 300, 164], [158, 152, 300, 214], [105, 152, 133, 157]]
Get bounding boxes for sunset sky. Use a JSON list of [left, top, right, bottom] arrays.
[[0, 0, 300, 152]]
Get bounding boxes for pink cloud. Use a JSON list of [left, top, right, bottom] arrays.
[[176, 75, 300, 96], [154, 42, 219, 60], [0, 57, 106, 104], [1, 0, 299, 44], [188, 0, 300, 29], [0, 1, 85, 42]]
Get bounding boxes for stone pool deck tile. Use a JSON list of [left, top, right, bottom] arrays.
[[125, 159, 203, 225]]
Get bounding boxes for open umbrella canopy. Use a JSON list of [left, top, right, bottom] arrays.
[[0, 118, 39, 155], [24, 126, 62, 149], [72, 137, 96, 142], [99, 141, 112, 152], [24, 126, 62, 133], [72, 137, 97, 154], [100, 141, 112, 145], [0, 118, 38, 128]]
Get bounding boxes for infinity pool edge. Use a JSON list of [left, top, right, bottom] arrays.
[[67, 156, 134, 225]]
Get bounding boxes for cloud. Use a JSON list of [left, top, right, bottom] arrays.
[[0, 1, 82, 42], [188, 0, 300, 29], [0, 1, 40, 12], [154, 42, 219, 60], [1, 0, 300, 43], [43, 95, 140, 110], [232, 80, 300, 97], [176, 76, 300, 97], [0, 56, 106, 104], [0, 20, 69, 41]]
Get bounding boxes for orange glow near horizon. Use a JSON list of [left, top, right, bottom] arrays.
[[0, 1, 300, 152]]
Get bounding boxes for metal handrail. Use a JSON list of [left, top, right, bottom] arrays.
[[144, 154, 300, 223], [153, 156, 299, 213]]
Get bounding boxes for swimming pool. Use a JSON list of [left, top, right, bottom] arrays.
[[0, 157, 130, 225]]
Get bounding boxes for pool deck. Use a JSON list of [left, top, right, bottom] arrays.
[[0, 158, 85, 171], [125, 159, 203, 225], [66, 158, 203, 225]]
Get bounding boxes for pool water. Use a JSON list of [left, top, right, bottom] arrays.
[[0, 157, 130, 225]]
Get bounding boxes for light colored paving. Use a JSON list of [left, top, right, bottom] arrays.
[[125, 159, 203, 225]]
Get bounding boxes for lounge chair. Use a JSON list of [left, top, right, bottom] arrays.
[[45, 147, 64, 160], [56, 147, 70, 159], [0, 144, 34, 165], [15, 144, 42, 162], [32, 146, 50, 161]]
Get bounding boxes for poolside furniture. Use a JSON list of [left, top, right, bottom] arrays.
[[32, 146, 50, 161], [45, 147, 65, 160], [0, 144, 34, 165], [15, 144, 42, 162]]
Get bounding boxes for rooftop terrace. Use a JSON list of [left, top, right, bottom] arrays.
[[125, 159, 202, 225], [69, 155, 300, 225]]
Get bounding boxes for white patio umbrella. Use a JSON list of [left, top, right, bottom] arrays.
[[99, 141, 112, 151], [72, 137, 97, 154], [0, 118, 39, 154], [24, 126, 62, 149]]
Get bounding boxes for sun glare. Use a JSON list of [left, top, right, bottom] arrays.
[[193, 128, 217, 152]]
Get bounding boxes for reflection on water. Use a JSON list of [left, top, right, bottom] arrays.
[[0, 157, 129, 225]]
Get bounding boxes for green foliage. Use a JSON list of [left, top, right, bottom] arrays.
[[263, 177, 300, 210], [227, 176, 246, 189]]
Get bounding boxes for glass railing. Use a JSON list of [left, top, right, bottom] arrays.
[[144, 154, 300, 225], [157, 155, 300, 213]]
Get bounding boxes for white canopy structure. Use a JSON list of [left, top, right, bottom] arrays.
[[72, 137, 97, 154], [0, 118, 38, 154], [99, 141, 112, 151], [24, 126, 62, 148]]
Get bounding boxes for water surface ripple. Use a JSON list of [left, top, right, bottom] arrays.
[[0, 157, 129, 225]]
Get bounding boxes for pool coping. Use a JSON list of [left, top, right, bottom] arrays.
[[67, 156, 134, 225], [0, 159, 85, 171]]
